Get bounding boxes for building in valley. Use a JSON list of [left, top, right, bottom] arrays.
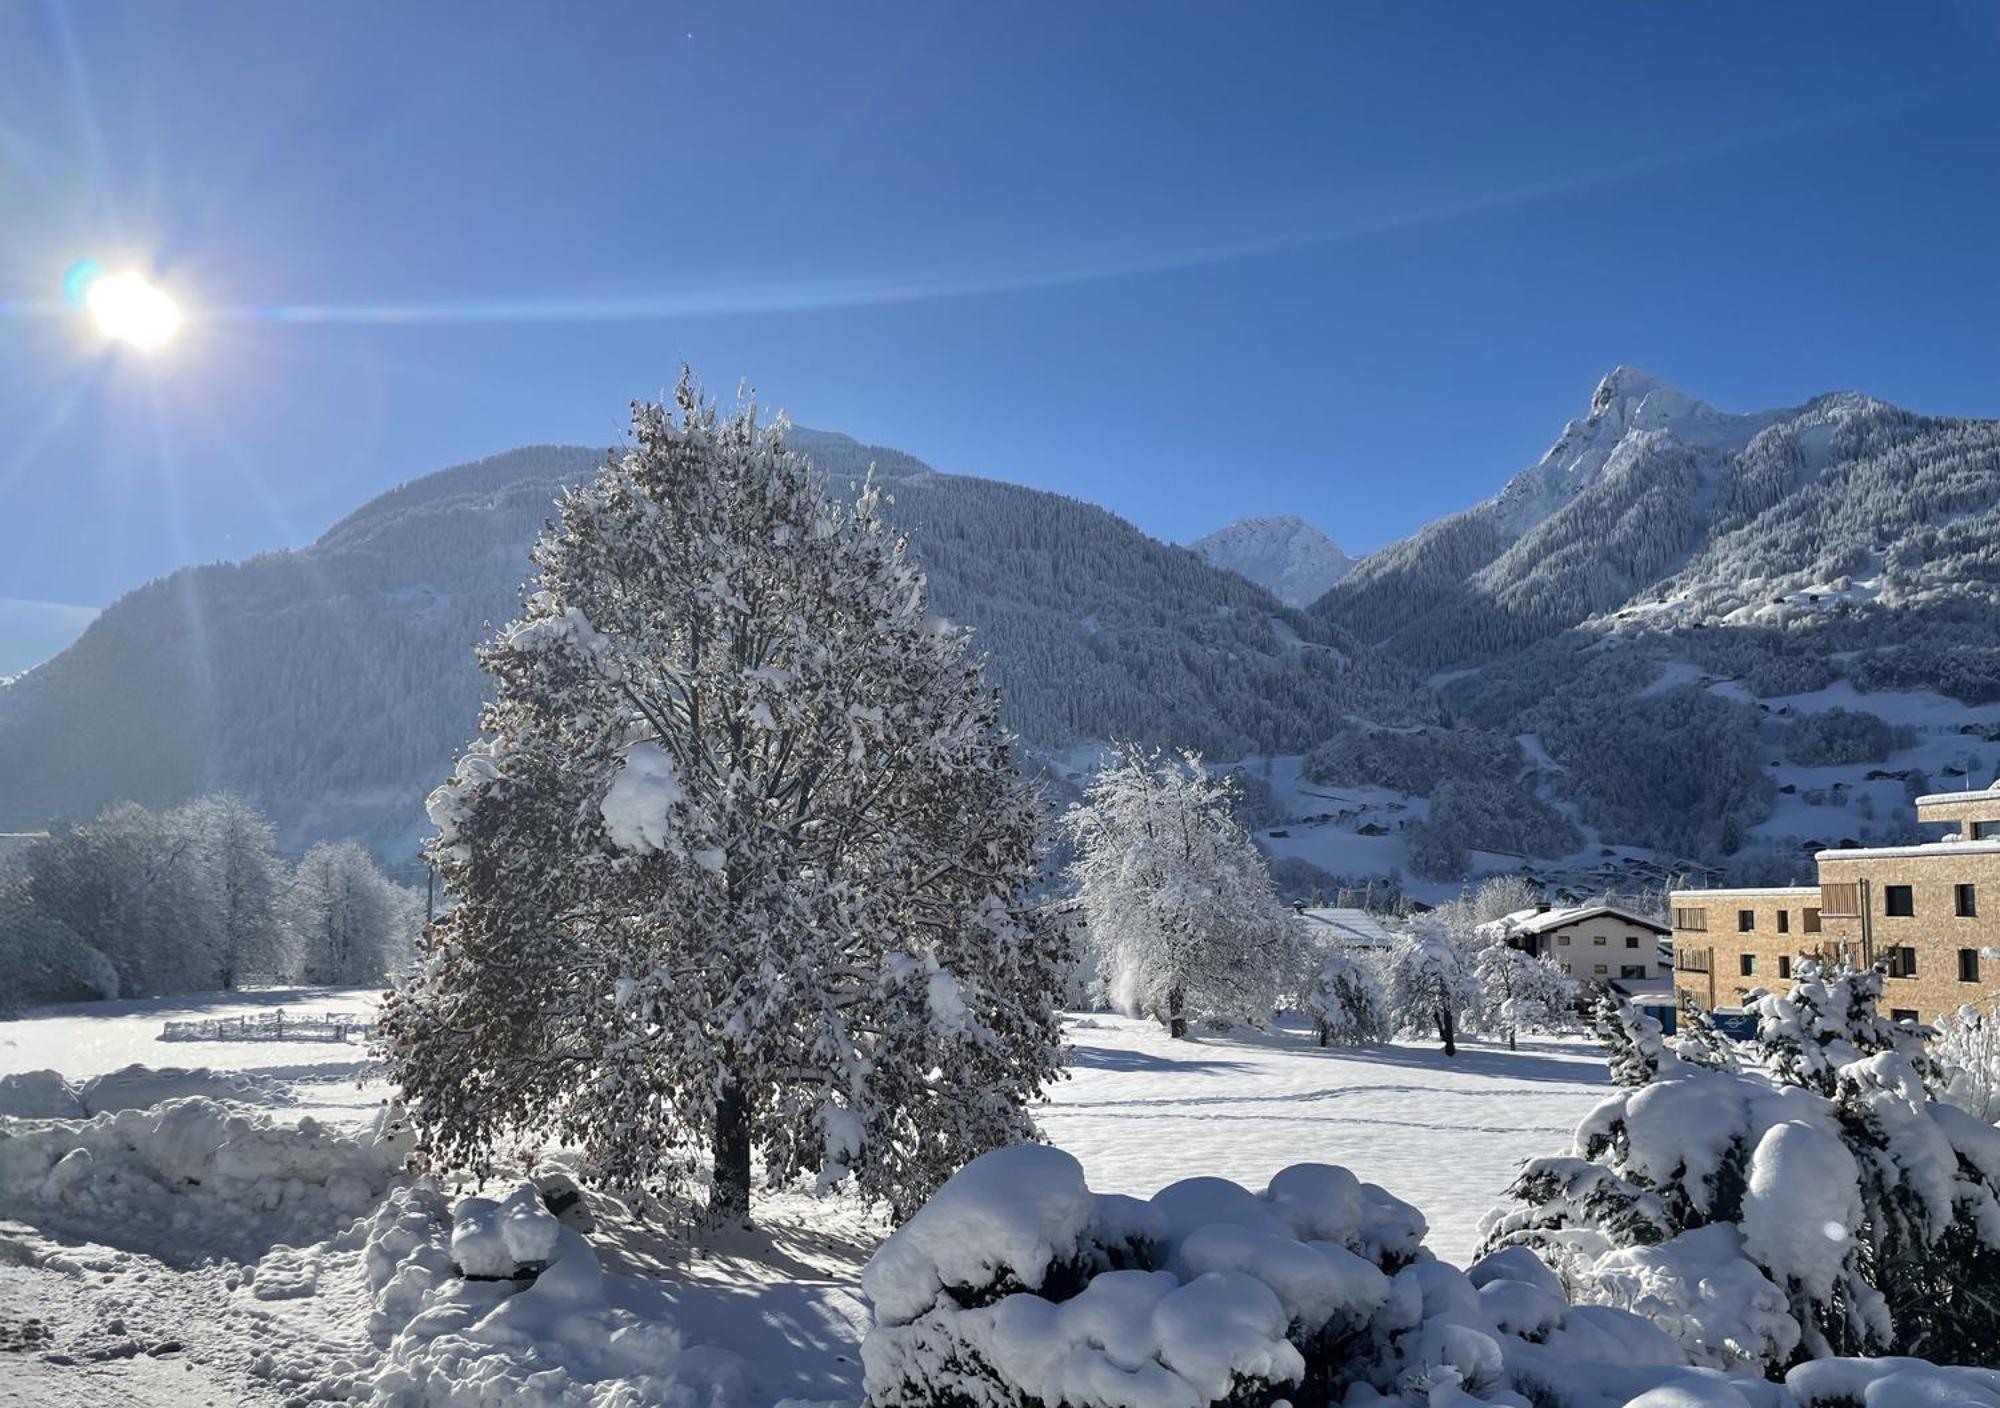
[[1483, 904, 1671, 984], [1672, 782, 2000, 1023]]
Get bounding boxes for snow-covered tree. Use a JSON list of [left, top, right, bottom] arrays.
[[1593, 990, 1670, 1086], [1673, 999, 1743, 1073], [380, 379, 1065, 1225], [1473, 943, 1576, 1051], [288, 840, 413, 986], [1303, 951, 1389, 1047], [1065, 745, 1291, 1038], [1387, 921, 1479, 1056], [179, 793, 290, 988], [1752, 959, 1942, 1099], [1484, 965, 2000, 1373], [1935, 1003, 2000, 1122]]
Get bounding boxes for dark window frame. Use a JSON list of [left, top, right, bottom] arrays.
[[1885, 885, 1915, 918]]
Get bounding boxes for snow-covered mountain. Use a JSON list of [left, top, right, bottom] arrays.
[[1319, 367, 2000, 669], [0, 431, 1433, 864], [1189, 515, 1355, 606]]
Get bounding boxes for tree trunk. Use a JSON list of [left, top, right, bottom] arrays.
[[1439, 1008, 1457, 1057], [1167, 985, 1187, 1040], [710, 1075, 753, 1225]]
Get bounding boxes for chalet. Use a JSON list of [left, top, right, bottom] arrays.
[[1293, 906, 1398, 954], [1481, 904, 1671, 985]]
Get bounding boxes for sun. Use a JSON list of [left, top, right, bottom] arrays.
[[78, 267, 185, 351]]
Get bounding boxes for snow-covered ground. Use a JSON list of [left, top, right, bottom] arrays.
[[0, 989, 1610, 1403]]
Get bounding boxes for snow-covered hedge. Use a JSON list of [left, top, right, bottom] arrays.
[[857, 1144, 1777, 1408]]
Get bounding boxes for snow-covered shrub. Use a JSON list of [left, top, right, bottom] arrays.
[[861, 1144, 1771, 1408], [1482, 967, 2000, 1373], [337, 1178, 750, 1406], [382, 380, 1065, 1225], [1304, 951, 1390, 1047], [1066, 745, 1292, 1038], [1388, 921, 1480, 1056], [0, 1096, 411, 1263], [1935, 1002, 2000, 1121], [1595, 991, 1671, 1086]]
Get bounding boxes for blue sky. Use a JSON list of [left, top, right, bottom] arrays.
[[3, 2, 1998, 670]]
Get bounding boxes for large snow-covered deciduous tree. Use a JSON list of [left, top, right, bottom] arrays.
[[380, 380, 1065, 1226], [1387, 921, 1478, 1056], [1064, 746, 1291, 1038], [287, 839, 414, 986], [180, 793, 290, 988]]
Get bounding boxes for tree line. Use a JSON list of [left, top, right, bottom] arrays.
[[1, 793, 420, 1007]]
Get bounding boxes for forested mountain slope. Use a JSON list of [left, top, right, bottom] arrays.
[[0, 431, 1434, 864], [1316, 368, 2000, 669]]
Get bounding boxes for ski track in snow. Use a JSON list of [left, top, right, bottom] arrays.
[[0, 991, 1610, 1402]]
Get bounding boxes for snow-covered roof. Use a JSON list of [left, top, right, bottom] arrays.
[[1667, 885, 1820, 898], [1913, 783, 2000, 806], [1294, 906, 1398, 948], [1489, 904, 1669, 937], [1817, 839, 2000, 861]]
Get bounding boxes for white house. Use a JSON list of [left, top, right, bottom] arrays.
[[1480, 904, 1671, 985]]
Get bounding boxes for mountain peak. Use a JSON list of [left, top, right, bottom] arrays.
[[1191, 516, 1355, 607], [1589, 365, 1674, 418]]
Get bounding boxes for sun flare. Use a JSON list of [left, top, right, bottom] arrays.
[[82, 269, 184, 351]]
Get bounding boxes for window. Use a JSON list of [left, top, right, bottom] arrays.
[[1885, 945, 1918, 979], [1779, 956, 1793, 980], [1620, 964, 1646, 979], [1625, 935, 1640, 948], [1976, 820, 2000, 840], [1557, 934, 1570, 946], [1885, 885, 1915, 917], [1673, 906, 1708, 932], [1803, 907, 1821, 934], [1593, 935, 1606, 946], [1777, 909, 1790, 934], [1593, 963, 1608, 975], [1738, 909, 1756, 932], [1961, 949, 1982, 983], [1822, 884, 1860, 918], [1740, 953, 1757, 977], [1958, 883, 1978, 918], [1560, 963, 1573, 974], [1892, 1009, 1920, 1024]]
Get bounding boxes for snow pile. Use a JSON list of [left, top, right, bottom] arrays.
[[0, 1096, 409, 1263], [337, 1178, 751, 1406], [860, 1144, 1739, 1408], [0, 1068, 87, 1118]]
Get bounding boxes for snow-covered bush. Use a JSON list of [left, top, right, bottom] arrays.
[[1482, 967, 2000, 1373], [860, 1144, 1784, 1408], [333, 1178, 750, 1406], [1304, 951, 1390, 1047], [382, 380, 1065, 1225], [1595, 991, 1671, 1086], [1935, 1002, 2000, 1121], [1066, 745, 1292, 1038], [1388, 921, 1480, 1056]]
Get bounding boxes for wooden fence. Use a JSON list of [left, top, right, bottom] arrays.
[[159, 1011, 375, 1043]]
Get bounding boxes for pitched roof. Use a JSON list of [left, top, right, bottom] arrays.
[[1294, 906, 1398, 948], [1490, 904, 1670, 937]]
